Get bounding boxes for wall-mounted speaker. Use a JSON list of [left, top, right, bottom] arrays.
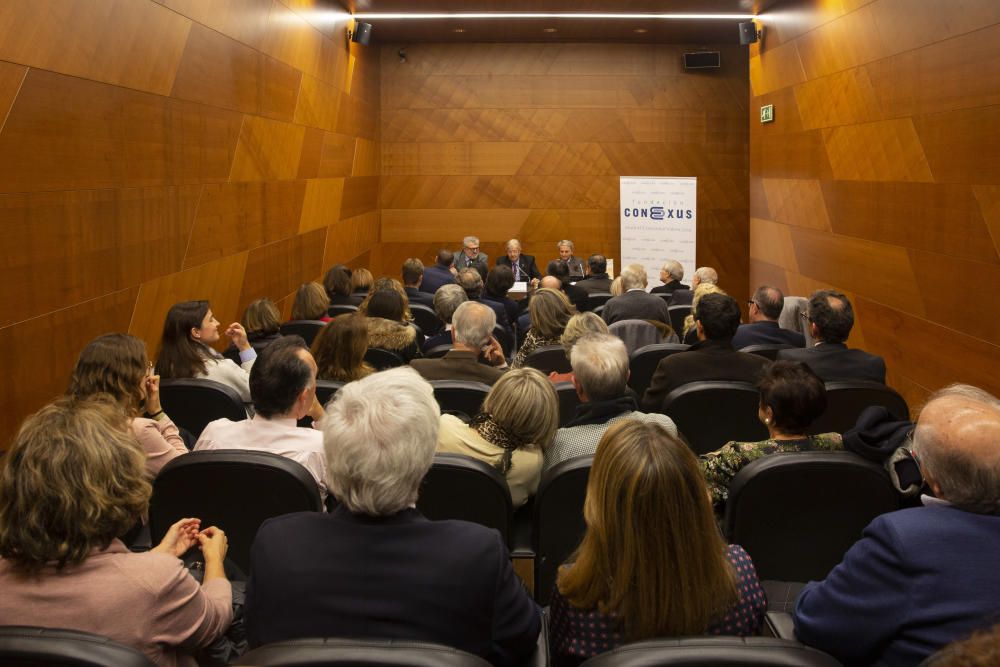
[[351, 21, 373, 45], [683, 51, 721, 70], [739, 21, 759, 46]]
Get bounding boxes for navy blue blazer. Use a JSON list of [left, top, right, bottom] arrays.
[[732, 321, 805, 350], [246, 507, 540, 666], [777, 342, 886, 384], [420, 264, 457, 295], [794, 505, 1000, 667]]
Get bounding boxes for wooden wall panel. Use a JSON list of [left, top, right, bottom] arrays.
[[0, 0, 380, 446], [752, 0, 1000, 401]]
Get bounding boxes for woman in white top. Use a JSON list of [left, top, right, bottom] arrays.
[[156, 300, 257, 403]]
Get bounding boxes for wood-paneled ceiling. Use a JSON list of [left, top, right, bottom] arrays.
[[334, 0, 781, 44]]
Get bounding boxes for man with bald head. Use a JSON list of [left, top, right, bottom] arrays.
[[669, 266, 718, 307], [732, 285, 804, 349], [794, 384, 1000, 666]]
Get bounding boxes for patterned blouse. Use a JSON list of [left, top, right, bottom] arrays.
[[549, 545, 767, 666], [701, 433, 843, 513], [511, 328, 562, 369]]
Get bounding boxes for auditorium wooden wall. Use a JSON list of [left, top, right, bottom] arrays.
[[371, 43, 749, 291], [0, 0, 380, 446], [750, 0, 1000, 409]]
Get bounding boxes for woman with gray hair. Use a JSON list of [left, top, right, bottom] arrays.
[[245, 367, 540, 662], [437, 367, 559, 507]]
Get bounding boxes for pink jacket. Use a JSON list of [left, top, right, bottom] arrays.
[[132, 416, 187, 477]]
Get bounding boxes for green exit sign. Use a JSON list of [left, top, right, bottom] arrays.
[[760, 104, 774, 123]]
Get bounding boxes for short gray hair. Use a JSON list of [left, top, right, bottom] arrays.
[[662, 259, 684, 281], [323, 367, 440, 515], [463, 236, 479, 247], [570, 333, 629, 401], [452, 301, 496, 348], [505, 238, 522, 251], [557, 240, 574, 252], [620, 264, 648, 290], [433, 284, 467, 324], [912, 384, 1000, 515], [694, 266, 718, 286]]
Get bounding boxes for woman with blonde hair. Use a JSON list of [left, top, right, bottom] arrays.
[[311, 314, 375, 383], [291, 282, 332, 322], [548, 311, 609, 383], [512, 288, 576, 368], [349, 267, 374, 305], [550, 419, 766, 664], [683, 282, 727, 344], [68, 333, 187, 477], [436, 368, 559, 507], [0, 397, 232, 666]]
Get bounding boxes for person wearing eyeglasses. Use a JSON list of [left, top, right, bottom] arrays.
[[454, 235, 489, 274], [732, 285, 805, 350]]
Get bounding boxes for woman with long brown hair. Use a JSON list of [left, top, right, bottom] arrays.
[[311, 314, 374, 383], [550, 419, 766, 665]]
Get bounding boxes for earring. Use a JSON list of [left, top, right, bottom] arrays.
[[764, 417, 770, 424]]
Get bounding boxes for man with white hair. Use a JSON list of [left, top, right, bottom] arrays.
[[794, 384, 1000, 666], [670, 265, 718, 307], [245, 367, 541, 663], [455, 235, 489, 273], [411, 301, 508, 385], [543, 333, 677, 473], [495, 238, 541, 283], [552, 240, 584, 280], [600, 263, 671, 325], [650, 259, 689, 296]]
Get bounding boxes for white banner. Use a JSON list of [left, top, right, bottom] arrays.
[[619, 176, 697, 290]]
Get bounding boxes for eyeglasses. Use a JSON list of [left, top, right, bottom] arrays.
[[799, 311, 812, 322], [747, 299, 755, 308], [465, 246, 479, 253]]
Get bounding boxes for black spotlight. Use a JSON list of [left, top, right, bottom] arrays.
[[351, 21, 373, 45], [738, 21, 759, 45]]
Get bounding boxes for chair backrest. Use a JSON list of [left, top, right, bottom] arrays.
[[429, 380, 491, 421], [778, 297, 813, 347], [583, 291, 613, 312], [493, 324, 515, 358], [149, 450, 323, 573], [660, 382, 768, 455], [158, 378, 246, 439], [327, 304, 359, 318], [578, 637, 842, 666], [315, 380, 345, 408], [808, 382, 909, 435], [533, 455, 592, 605], [425, 344, 452, 359], [725, 451, 900, 582], [410, 304, 443, 336], [627, 343, 690, 400], [364, 347, 405, 370], [739, 343, 794, 360], [279, 320, 327, 347], [524, 344, 571, 374], [555, 381, 582, 427], [608, 319, 662, 355], [416, 453, 513, 547], [233, 637, 492, 667], [667, 304, 691, 335], [0, 626, 155, 667]]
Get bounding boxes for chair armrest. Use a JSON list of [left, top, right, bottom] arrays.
[[765, 611, 796, 640]]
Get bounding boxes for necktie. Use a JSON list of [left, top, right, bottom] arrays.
[[514, 263, 521, 281]]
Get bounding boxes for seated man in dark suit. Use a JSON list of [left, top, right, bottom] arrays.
[[551, 239, 585, 279], [776, 289, 886, 383], [650, 259, 689, 295], [419, 249, 457, 295], [669, 265, 718, 307], [454, 235, 489, 275], [421, 284, 467, 353], [456, 268, 511, 332], [641, 293, 770, 411], [402, 258, 435, 307], [732, 285, 805, 349], [575, 254, 613, 295], [411, 302, 507, 385], [245, 367, 541, 664], [601, 264, 670, 326], [794, 384, 1000, 666], [495, 238, 541, 283], [544, 261, 587, 312]]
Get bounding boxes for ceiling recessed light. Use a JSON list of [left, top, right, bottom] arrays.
[[634, 28, 648, 33], [543, 27, 558, 33], [452, 27, 465, 33]]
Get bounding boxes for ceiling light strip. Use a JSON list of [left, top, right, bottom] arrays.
[[350, 13, 756, 21]]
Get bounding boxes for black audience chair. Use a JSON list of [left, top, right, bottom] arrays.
[[578, 637, 842, 666], [533, 455, 592, 605], [739, 343, 794, 360], [659, 381, 767, 455], [416, 453, 513, 548], [149, 450, 323, 574], [627, 343, 689, 400], [493, 324, 515, 359], [425, 344, 452, 358], [233, 638, 492, 667], [667, 304, 691, 335], [0, 626, 155, 667], [554, 381, 581, 427], [808, 382, 910, 435], [279, 320, 326, 347], [725, 451, 900, 583], [429, 380, 491, 421], [315, 380, 345, 408], [364, 347, 405, 370], [158, 378, 246, 440], [583, 291, 613, 312], [410, 304, 444, 336], [524, 344, 571, 374], [327, 304, 359, 318]]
